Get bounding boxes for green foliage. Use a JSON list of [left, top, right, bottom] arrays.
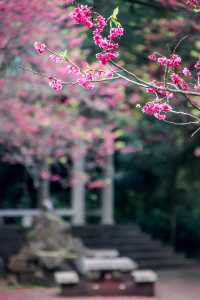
[[109, 6, 121, 28]]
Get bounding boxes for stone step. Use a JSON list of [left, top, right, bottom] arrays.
[[0, 225, 193, 270], [83, 240, 163, 249], [130, 253, 190, 263], [72, 229, 142, 238], [72, 232, 147, 240], [137, 257, 193, 269], [120, 250, 184, 260], [72, 225, 192, 270]]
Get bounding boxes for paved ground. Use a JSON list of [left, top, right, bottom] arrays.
[[0, 267, 200, 300], [0, 288, 155, 300], [157, 266, 200, 300]]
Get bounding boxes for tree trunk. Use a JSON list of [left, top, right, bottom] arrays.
[[36, 162, 51, 209], [37, 177, 50, 209]]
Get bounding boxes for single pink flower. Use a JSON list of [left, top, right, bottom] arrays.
[[182, 67, 191, 77], [195, 59, 200, 69], [34, 41, 46, 54], [48, 78, 63, 91], [148, 53, 157, 62]]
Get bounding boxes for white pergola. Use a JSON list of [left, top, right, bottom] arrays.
[[72, 154, 114, 225], [0, 155, 114, 226]]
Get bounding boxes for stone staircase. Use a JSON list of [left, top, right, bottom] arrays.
[[0, 224, 193, 270], [0, 226, 27, 265], [72, 225, 193, 270]]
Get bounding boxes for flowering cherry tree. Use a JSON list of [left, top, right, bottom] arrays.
[[0, 0, 140, 213]]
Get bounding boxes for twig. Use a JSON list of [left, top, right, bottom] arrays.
[[171, 110, 200, 122], [164, 120, 199, 126], [191, 126, 200, 137], [110, 61, 200, 97]]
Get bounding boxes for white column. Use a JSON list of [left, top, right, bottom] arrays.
[[71, 143, 86, 225], [102, 154, 114, 225]]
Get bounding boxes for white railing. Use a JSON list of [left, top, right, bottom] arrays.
[[0, 209, 74, 217], [0, 209, 101, 227]]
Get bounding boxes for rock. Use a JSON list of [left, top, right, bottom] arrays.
[[34, 249, 67, 270], [8, 209, 88, 279], [8, 255, 28, 273]]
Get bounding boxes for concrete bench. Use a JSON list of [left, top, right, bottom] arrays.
[[86, 249, 119, 258], [132, 270, 158, 296], [54, 271, 80, 296], [76, 257, 138, 275], [54, 271, 79, 285]]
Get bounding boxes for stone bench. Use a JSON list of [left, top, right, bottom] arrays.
[[54, 271, 80, 296], [86, 249, 119, 258], [54, 271, 79, 285], [76, 256, 138, 276], [132, 270, 158, 297]]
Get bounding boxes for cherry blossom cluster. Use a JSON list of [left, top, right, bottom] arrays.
[[70, 5, 94, 28], [148, 52, 200, 93], [71, 5, 124, 65], [33, 41, 118, 91], [77, 72, 95, 90], [142, 102, 172, 121], [170, 73, 189, 90], [146, 80, 174, 99], [148, 53, 182, 69], [186, 0, 200, 10]]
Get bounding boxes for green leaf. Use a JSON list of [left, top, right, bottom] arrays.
[[115, 129, 124, 137], [60, 49, 68, 60], [115, 141, 126, 149], [59, 157, 67, 164], [109, 6, 121, 28], [47, 158, 54, 165], [112, 6, 119, 19]]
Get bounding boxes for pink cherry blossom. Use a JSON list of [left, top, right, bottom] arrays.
[[105, 70, 114, 78], [167, 54, 182, 68], [34, 41, 46, 54], [179, 81, 189, 91], [186, 0, 200, 9], [154, 112, 166, 120], [142, 102, 171, 121], [157, 54, 181, 68], [95, 15, 107, 31], [148, 53, 158, 62], [96, 52, 118, 65], [162, 103, 172, 112], [182, 67, 191, 76], [194, 84, 200, 92], [71, 5, 94, 28], [49, 54, 63, 63], [171, 73, 182, 85], [157, 56, 168, 66], [77, 76, 95, 90], [40, 170, 50, 180], [48, 78, 63, 91], [195, 59, 200, 69], [109, 27, 124, 40]]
